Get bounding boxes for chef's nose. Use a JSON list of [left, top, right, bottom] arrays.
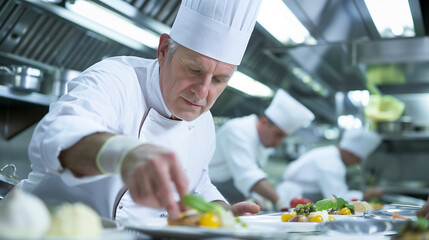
[[192, 75, 210, 99]]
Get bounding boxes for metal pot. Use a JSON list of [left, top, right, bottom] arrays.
[[377, 116, 412, 134], [0, 163, 19, 199], [0, 65, 43, 92]]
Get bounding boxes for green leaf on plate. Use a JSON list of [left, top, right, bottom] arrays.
[[345, 204, 355, 210], [314, 199, 335, 211], [335, 198, 348, 209]]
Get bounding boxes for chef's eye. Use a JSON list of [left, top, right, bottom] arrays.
[[213, 77, 222, 84], [188, 67, 200, 74]]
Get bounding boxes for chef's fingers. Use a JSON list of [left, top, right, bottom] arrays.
[[230, 202, 260, 216], [128, 165, 161, 208], [168, 152, 189, 210], [417, 202, 429, 218], [150, 153, 181, 219]]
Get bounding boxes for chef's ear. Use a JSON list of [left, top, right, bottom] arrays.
[[157, 34, 170, 65]]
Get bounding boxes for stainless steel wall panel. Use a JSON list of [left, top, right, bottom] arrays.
[[0, 3, 27, 51]]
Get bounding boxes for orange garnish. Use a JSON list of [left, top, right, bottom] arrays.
[[392, 212, 411, 220]]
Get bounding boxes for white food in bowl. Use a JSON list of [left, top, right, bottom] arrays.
[[0, 188, 51, 239], [46, 202, 102, 238]]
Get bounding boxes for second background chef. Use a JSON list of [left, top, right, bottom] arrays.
[[209, 89, 314, 210]]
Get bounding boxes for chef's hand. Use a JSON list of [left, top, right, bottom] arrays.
[[120, 144, 189, 220], [363, 187, 384, 201], [230, 202, 260, 216], [416, 195, 429, 219]]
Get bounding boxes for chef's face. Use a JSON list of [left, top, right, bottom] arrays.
[[158, 34, 236, 121], [259, 117, 288, 148], [343, 150, 362, 167]]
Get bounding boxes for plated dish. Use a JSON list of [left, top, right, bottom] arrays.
[[239, 215, 319, 232], [123, 217, 284, 240]]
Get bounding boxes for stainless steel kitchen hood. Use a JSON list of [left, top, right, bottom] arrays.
[[1, 0, 429, 130]]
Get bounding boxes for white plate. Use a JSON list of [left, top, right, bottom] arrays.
[[239, 215, 319, 232], [122, 217, 285, 239], [317, 219, 404, 236]]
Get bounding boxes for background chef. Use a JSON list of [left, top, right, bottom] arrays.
[[209, 89, 315, 210], [277, 128, 384, 206], [18, 0, 262, 221]]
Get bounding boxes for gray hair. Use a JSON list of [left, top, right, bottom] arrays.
[[166, 38, 179, 63]]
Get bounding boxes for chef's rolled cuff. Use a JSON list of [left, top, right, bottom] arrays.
[[96, 135, 144, 174], [234, 170, 267, 197]]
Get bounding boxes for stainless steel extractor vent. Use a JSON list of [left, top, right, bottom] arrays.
[[0, 0, 149, 72]]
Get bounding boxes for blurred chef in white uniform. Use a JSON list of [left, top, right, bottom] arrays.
[[18, 0, 263, 221], [209, 89, 315, 209], [277, 128, 384, 206]]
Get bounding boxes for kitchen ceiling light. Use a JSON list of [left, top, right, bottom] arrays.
[[66, 0, 159, 49], [364, 0, 415, 38], [347, 90, 370, 107], [337, 115, 363, 130], [257, 0, 316, 45], [228, 71, 274, 98]]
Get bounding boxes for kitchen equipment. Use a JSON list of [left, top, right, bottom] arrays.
[[377, 116, 412, 134], [0, 65, 43, 92], [0, 163, 19, 199], [365, 81, 406, 125]]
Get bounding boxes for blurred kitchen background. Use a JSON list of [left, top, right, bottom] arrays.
[[1, 0, 429, 201]]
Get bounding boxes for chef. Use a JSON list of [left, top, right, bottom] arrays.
[[209, 89, 315, 209], [276, 128, 384, 206], [18, 0, 262, 222]]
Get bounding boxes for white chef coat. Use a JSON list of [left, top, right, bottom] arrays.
[[209, 114, 269, 199], [277, 145, 363, 203], [18, 56, 225, 221]]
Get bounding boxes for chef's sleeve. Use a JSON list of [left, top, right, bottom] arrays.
[[220, 127, 267, 197], [28, 58, 139, 185]]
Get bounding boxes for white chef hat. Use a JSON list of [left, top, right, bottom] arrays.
[[339, 128, 382, 160], [169, 0, 262, 65], [264, 89, 315, 135]]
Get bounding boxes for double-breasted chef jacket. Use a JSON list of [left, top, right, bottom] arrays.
[[19, 56, 226, 222], [277, 145, 363, 203], [209, 114, 270, 203]]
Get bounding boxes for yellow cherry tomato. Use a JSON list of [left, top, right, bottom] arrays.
[[310, 215, 324, 222], [199, 213, 220, 228], [291, 211, 297, 217], [281, 213, 293, 222], [341, 207, 352, 215], [328, 216, 336, 221]]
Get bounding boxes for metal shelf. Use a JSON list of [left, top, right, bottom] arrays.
[[0, 85, 58, 106], [381, 132, 429, 141]]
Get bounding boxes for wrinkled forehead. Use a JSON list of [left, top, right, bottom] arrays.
[[175, 44, 237, 73]]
